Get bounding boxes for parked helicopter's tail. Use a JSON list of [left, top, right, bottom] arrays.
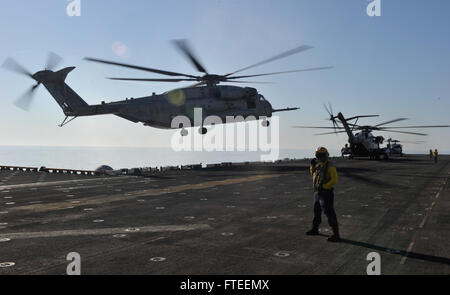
[[2, 52, 89, 116]]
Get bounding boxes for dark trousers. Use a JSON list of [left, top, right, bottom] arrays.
[[312, 190, 339, 231]]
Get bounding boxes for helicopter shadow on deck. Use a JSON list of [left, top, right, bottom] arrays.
[[317, 233, 450, 267], [338, 167, 401, 188]]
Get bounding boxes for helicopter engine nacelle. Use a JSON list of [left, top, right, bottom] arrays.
[[212, 86, 257, 100]]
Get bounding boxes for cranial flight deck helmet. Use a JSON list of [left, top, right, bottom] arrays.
[[315, 146, 329, 159]]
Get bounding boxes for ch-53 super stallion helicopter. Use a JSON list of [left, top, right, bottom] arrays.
[[2, 40, 332, 136], [385, 138, 424, 157], [294, 104, 450, 159]]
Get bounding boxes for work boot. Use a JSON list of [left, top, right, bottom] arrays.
[[306, 228, 319, 236], [327, 228, 341, 242]]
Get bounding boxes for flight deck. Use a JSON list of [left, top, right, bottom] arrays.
[[0, 155, 449, 275]]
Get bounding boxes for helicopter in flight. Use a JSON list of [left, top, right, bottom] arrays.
[[294, 104, 450, 159], [2, 40, 332, 136]]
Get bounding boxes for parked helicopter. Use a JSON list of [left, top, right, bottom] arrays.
[[2, 40, 332, 136], [294, 104, 450, 159], [386, 138, 424, 157]]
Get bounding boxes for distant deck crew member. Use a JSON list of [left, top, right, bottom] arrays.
[[434, 149, 439, 163], [429, 149, 433, 159], [306, 147, 340, 242]]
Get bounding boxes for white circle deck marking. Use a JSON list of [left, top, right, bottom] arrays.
[[113, 234, 127, 238], [226, 205, 236, 208], [93, 219, 104, 223], [274, 252, 290, 258], [0, 211, 7, 214], [0, 262, 15, 267], [0, 222, 8, 225], [71, 201, 81, 204], [5, 202, 15, 205], [221, 232, 234, 237], [200, 198, 208, 201], [0, 238, 11, 242], [66, 195, 75, 197], [83, 208, 93, 211], [184, 216, 195, 219], [137, 199, 145, 202], [3, 197, 12, 199], [149, 257, 166, 262], [266, 216, 278, 219]]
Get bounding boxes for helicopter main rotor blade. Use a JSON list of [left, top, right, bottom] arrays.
[[107, 77, 197, 82], [223, 80, 274, 84], [378, 130, 428, 136], [84, 57, 199, 79], [2, 57, 33, 77], [45, 52, 63, 71], [14, 83, 39, 111], [314, 130, 347, 136], [225, 45, 314, 77], [292, 126, 345, 129], [346, 115, 379, 121], [225, 66, 333, 80], [172, 39, 208, 74], [380, 125, 450, 129], [375, 118, 408, 127]]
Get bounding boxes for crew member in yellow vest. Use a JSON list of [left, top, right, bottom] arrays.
[[434, 149, 438, 163], [306, 146, 340, 242]]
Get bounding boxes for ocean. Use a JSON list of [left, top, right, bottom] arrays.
[[0, 146, 322, 170]]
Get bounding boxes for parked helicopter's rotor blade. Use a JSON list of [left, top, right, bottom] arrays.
[[223, 80, 273, 84], [323, 103, 332, 116], [172, 39, 208, 74], [314, 130, 347, 136], [224, 45, 314, 76], [225, 66, 333, 80], [2, 57, 33, 77], [14, 83, 39, 111], [380, 125, 450, 129], [292, 126, 345, 129], [188, 81, 206, 87], [45, 52, 63, 71], [375, 118, 408, 127], [345, 115, 379, 121], [84, 57, 199, 79], [328, 102, 334, 116], [107, 77, 197, 82], [378, 130, 428, 136]]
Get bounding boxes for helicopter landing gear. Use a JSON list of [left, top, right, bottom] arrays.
[[261, 119, 270, 127], [180, 128, 188, 136], [198, 126, 207, 135]]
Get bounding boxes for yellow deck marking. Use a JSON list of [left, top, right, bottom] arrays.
[[9, 174, 281, 213], [0, 224, 210, 240]]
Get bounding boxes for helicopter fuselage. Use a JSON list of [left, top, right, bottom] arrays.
[[71, 85, 273, 129]]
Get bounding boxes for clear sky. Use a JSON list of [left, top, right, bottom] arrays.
[[0, 0, 449, 153]]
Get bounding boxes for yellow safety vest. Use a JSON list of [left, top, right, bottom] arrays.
[[310, 160, 338, 191]]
